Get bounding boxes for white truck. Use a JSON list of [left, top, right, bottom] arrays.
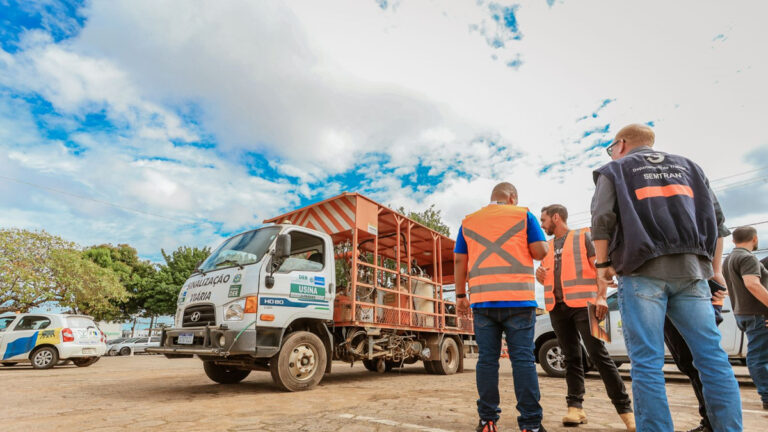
[[149, 193, 473, 391]]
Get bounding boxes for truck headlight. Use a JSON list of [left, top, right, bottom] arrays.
[[224, 300, 246, 321]]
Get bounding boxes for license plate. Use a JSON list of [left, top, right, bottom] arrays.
[[82, 348, 96, 355], [178, 333, 194, 345]]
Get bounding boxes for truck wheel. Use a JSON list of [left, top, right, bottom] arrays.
[[362, 359, 377, 372], [203, 361, 251, 384], [433, 337, 460, 375], [30, 346, 59, 370], [119, 347, 131, 356], [538, 338, 566, 378], [270, 331, 327, 392], [72, 357, 100, 367]]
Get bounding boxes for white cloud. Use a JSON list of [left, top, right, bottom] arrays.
[[1, 0, 767, 258]]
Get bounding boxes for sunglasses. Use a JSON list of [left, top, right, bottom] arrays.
[[606, 139, 623, 156]]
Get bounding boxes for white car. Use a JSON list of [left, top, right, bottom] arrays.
[[534, 290, 748, 377], [0, 313, 107, 369], [108, 336, 161, 356]]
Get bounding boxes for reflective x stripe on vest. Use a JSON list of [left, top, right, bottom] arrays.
[[462, 206, 535, 304], [542, 228, 597, 311]]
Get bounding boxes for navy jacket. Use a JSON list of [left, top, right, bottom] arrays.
[[593, 150, 718, 275]]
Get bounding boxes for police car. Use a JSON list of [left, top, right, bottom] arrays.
[[0, 313, 107, 369]]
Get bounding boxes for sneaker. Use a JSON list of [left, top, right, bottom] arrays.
[[521, 426, 547, 432], [476, 420, 498, 432]]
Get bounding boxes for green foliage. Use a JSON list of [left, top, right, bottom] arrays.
[[83, 244, 156, 320], [150, 246, 211, 317], [397, 204, 451, 237], [0, 229, 128, 320]]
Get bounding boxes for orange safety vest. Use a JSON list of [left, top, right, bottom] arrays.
[[462, 205, 535, 304], [542, 228, 597, 311]]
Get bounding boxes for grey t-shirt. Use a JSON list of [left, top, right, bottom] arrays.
[[553, 231, 596, 304], [723, 248, 768, 316]]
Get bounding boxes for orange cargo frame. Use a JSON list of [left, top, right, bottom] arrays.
[[264, 193, 472, 335]]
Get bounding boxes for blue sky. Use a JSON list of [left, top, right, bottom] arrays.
[[1, 0, 767, 262]]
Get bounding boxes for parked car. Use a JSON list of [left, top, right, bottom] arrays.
[[534, 289, 748, 377], [0, 313, 107, 369], [108, 336, 161, 356]]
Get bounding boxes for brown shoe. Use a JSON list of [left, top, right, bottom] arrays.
[[619, 412, 636, 432], [562, 407, 587, 426]]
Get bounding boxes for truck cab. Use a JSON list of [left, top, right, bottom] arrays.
[[152, 224, 336, 390]]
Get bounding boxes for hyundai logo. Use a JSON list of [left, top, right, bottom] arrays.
[[190, 311, 201, 322]]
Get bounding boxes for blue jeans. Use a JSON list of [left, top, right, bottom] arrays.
[[617, 276, 742, 431], [735, 314, 768, 403], [473, 307, 542, 430]]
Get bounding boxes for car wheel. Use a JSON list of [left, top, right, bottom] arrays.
[[538, 338, 566, 378], [270, 331, 327, 392], [203, 361, 251, 384], [1, 362, 17, 367], [30, 346, 59, 370], [72, 357, 100, 367], [119, 347, 131, 356]]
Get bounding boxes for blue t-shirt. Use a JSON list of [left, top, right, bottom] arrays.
[[455, 210, 545, 309]]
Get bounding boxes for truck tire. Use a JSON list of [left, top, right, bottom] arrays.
[[270, 331, 327, 392], [424, 360, 438, 374], [433, 337, 460, 375], [538, 338, 566, 378], [30, 346, 59, 370], [362, 359, 377, 372], [72, 357, 100, 367], [203, 361, 251, 384]]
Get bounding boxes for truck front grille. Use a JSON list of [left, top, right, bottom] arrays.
[[182, 304, 216, 327]]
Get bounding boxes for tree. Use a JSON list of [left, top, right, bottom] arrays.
[[49, 249, 128, 321], [83, 244, 156, 322], [0, 229, 128, 319], [397, 204, 451, 237]]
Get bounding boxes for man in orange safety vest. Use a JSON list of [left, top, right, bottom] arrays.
[[536, 204, 635, 431]]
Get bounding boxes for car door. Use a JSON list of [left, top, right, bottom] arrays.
[[2, 316, 52, 361], [717, 296, 740, 355], [605, 292, 628, 357], [0, 315, 20, 360], [132, 337, 149, 353]]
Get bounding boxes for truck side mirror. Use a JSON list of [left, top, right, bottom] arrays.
[[274, 234, 291, 260]]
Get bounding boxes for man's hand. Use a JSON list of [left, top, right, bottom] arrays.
[[594, 294, 609, 321], [457, 296, 470, 316], [536, 266, 549, 285], [597, 266, 617, 289], [711, 289, 726, 305], [711, 272, 727, 288]]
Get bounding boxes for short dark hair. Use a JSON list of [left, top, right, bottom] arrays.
[[541, 204, 568, 223], [732, 226, 757, 244]]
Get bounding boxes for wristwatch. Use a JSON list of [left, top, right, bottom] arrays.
[[594, 260, 612, 269], [456, 293, 467, 299]]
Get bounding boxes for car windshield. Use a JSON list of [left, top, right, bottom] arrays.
[[0, 316, 15, 332], [198, 227, 281, 272]]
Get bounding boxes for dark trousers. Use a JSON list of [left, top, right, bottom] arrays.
[[549, 303, 632, 413], [664, 315, 720, 428], [473, 307, 543, 429]]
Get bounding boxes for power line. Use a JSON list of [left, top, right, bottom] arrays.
[[0, 174, 194, 224], [710, 166, 768, 183]]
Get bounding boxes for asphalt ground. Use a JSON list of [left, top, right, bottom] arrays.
[[1, 355, 764, 431]]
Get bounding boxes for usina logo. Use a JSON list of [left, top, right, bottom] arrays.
[[233, 274, 242, 283]]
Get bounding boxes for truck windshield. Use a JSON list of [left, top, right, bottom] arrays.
[[199, 227, 281, 272]]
